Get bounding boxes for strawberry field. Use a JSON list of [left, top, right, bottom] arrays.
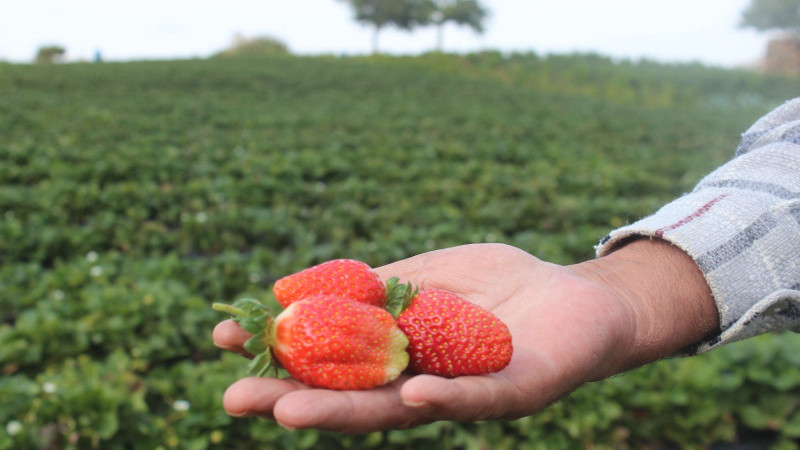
[[2, 53, 800, 449]]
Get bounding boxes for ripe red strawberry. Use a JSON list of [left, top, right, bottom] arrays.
[[273, 259, 386, 308], [388, 287, 512, 377], [272, 295, 409, 390], [213, 296, 408, 390]]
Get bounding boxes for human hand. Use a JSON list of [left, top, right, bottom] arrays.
[[213, 241, 718, 433]]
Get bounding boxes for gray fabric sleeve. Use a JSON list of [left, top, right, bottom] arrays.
[[595, 98, 800, 354]]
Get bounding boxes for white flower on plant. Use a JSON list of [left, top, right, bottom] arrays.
[[51, 290, 65, 301], [90, 266, 103, 277], [173, 400, 190, 412], [42, 382, 57, 394], [85, 251, 99, 263], [195, 212, 208, 223], [6, 420, 22, 436]]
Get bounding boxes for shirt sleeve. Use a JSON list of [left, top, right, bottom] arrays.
[[595, 97, 800, 354]]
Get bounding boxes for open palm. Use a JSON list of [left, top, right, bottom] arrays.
[[213, 243, 641, 433]]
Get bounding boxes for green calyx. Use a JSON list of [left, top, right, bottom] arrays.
[[212, 298, 277, 377], [384, 277, 418, 319]]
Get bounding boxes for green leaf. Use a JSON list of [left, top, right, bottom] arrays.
[[385, 277, 418, 318], [248, 352, 276, 378], [243, 332, 269, 355]]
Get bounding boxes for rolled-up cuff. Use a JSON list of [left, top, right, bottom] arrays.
[[595, 189, 800, 354]]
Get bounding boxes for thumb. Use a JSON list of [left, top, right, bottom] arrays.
[[399, 374, 523, 423]]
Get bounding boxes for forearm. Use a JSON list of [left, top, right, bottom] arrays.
[[572, 238, 719, 376]]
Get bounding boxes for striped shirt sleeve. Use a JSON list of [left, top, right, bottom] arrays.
[[595, 97, 800, 354]]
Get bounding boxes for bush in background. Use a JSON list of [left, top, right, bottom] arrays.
[[213, 35, 290, 58]]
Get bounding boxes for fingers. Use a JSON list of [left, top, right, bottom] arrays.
[[224, 374, 527, 433], [224, 376, 437, 433], [278, 379, 433, 433], [400, 374, 524, 422], [212, 320, 252, 356], [222, 377, 308, 420]]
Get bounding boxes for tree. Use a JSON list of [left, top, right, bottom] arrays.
[[432, 0, 489, 52], [339, 0, 436, 53], [741, 0, 800, 35]]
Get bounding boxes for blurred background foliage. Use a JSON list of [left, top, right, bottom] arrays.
[[1, 52, 799, 449]]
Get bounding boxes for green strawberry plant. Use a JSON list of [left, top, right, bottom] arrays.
[[1, 53, 799, 449]]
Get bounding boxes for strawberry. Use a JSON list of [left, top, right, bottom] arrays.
[[387, 286, 512, 378], [273, 259, 386, 308], [213, 296, 408, 390]]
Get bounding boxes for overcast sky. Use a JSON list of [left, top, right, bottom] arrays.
[[0, 0, 772, 67]]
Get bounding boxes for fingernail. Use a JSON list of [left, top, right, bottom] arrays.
[[402, 400, 429, 409], [277, 422, 297, 431]]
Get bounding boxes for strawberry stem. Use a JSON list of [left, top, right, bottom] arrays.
[[212, 303, 247, 317]]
